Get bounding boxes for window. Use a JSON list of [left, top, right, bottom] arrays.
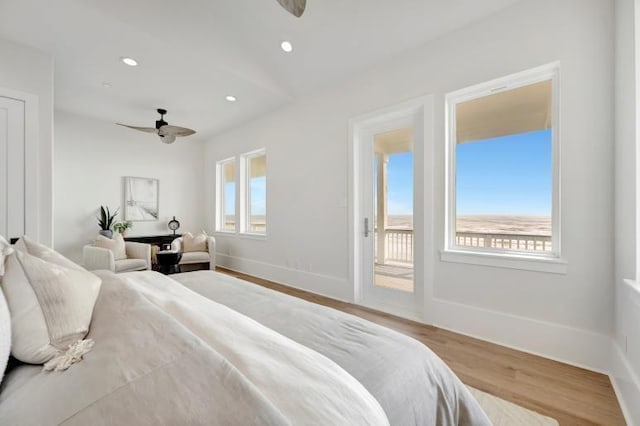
[[216, 158, 236, 232], [216, 149, 267, 236], [445, 64, 560, 262], [241, 149, 267, 235]]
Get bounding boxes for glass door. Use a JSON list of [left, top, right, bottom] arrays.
[[361, 117, 421, 315]]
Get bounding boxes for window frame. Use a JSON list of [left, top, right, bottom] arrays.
[[215, 156, 238, 234], [240, 148, 267, 237], [443, 63, 563, 270]]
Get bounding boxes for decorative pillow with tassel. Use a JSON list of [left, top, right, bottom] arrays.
[[1, 237, 101, 370]]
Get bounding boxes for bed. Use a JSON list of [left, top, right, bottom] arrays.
[[0, 268, 491, 425]]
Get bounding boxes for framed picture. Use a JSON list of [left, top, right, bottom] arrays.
[[123, 177, 159, 221]]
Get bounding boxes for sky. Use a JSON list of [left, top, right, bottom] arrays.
[[384, 128, 552, 216], [224, 176, 266, 216], [455, 129, 551, 215], [386, 152, 414, 215]]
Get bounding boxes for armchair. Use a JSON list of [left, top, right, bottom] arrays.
[[171, 236, 216, 270], [83, 241, 151, 273]]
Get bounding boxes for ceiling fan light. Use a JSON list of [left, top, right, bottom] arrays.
[[159, 134, 176, 144]]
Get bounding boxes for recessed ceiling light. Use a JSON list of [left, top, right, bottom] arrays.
[[225, 95, 237, 102], [121, 57, 138, 67], [102, 82, 112, 88], [280, 41, 293, 53]]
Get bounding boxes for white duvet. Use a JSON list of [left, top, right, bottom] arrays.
[[120, 272, 389, 425], [0, 271, 389, 425]]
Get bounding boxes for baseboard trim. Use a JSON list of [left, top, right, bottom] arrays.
[[610, 342, 640, 426], [215, 253, 352, 302], [358, 298, 424, 323], [429, 296, 612, 374]]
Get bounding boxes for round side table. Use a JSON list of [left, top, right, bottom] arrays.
[[156, 250, 182, 275]]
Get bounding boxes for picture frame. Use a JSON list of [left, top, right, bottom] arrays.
[[123, 176, 159, 221]]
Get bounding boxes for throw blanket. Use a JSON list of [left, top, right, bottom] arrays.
[[0, 271, 388, 425]]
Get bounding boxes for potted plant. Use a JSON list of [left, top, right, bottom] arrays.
[[113, 220, 133, 236], [97, 206, 118, 238]]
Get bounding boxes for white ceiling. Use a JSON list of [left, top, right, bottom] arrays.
[[0, 0, 520, 140]]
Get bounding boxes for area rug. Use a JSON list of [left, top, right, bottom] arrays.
[[468, 386, 559, 426]]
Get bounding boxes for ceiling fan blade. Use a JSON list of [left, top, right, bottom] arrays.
[[159, 134, 176, 144], [276, 0, 306, 17], [159, 125, 196, 137], [116, 123, 158, 134]]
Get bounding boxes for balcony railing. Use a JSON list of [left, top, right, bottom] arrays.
[[375, 228, 414, 264], [386, 229, 414, 263], [375, 229, 552, 265], [455, 232, 552, 252]]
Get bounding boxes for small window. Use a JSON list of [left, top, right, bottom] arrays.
[[445, 64, 559, 259], [241, 149, 267, 235], [216, 158, 236, 232]]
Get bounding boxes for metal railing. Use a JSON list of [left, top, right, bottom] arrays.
[[375, 229, 552, 265]]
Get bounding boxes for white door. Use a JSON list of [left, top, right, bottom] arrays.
[[357, 109, 425, 319], [0, 96, 26, 240]]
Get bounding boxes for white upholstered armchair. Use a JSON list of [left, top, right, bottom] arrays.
[[83, 241, 151, 273], [171, 236, 216, 270]]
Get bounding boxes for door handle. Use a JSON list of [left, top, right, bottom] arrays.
[[364, 218, 371, 237]]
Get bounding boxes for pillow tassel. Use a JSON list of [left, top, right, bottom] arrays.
[[0, 246, 14, 276], [43, 339, 94, 372]]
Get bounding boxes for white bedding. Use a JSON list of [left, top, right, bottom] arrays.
[[0, 270, 388, 425], [119, 271, 389, 425], [0, 270, 490, 425], [174, 270, 492, 426]]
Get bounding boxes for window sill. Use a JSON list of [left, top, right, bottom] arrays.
[[214, 230, 237, 235], [440, 249, 568, 274], [214, 231, 267, 241], [239, 232, 267, 240]]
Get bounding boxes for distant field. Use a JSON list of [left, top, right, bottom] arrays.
[[385, 214, 551, 236], [386, 215, 414, 229], [457, 215, 551, 236]]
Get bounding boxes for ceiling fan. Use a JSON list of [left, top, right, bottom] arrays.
[[116, 109, 196, 144], [276, 0, 306, 17]]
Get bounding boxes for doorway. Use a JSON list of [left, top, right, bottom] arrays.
[[350, 97, 433, 320]]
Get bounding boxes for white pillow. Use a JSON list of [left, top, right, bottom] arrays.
[[15, 235, 85, 271], [0, 287, 10, 383], [183, 231, 208, 252], [0, 235, 11, 276], [94, 233, 127, 260], [0, 235, 11, 383], [1, 243, 101, 364]]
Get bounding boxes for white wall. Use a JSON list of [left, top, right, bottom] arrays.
[[0, 38, 54, 246], [205, 0, 615, 371], [54, 110, 206, 263], [612, 0, 640, 424]]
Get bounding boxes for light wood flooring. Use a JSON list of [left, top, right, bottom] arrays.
[[217, 267, 626, 426]]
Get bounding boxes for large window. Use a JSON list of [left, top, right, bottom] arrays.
[[216, 149, 267, 236], [241, 149, 267, 234], [445, 64, 560, 261], [216, 158, 236, 232]]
